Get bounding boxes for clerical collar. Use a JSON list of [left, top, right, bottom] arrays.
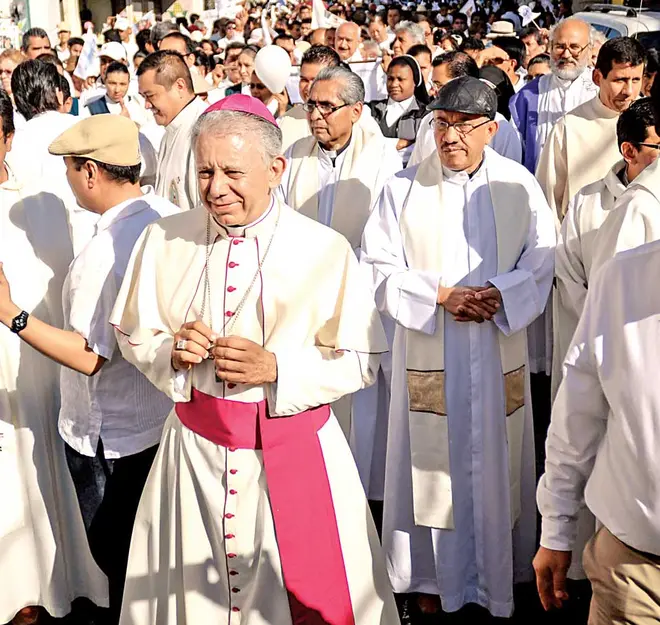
[[319, 134, 352, 166], [212, 196, 276, 239], [442, 155, 486, 182]]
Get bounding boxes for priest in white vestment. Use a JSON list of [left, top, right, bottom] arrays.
[[0, 90, 108, 625], [280, 65, 401, 501], [553, 98, 660, 394], [510, 18, 598, 174], [9, 58, 97, 256], [535, 240, 660, 623], [110, 95, 399, 625], [137, 50, 207, 211], [279, 45, 382, 152], [280, 65, 402, 252], [536, 36, 646, 220], [361, 77, 557, 619]]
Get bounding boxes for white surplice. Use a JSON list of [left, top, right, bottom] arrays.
[[0, 166, 108, 622], [407, 112, 523, 168], [8, 110, 99, 256], [539, 239, 660, 556], [154, 97, 207, 211], [591, 157, 660, 277], [110, 200, 399, 625], [552, 161, 627, 395], [361, 148, 556, 617]]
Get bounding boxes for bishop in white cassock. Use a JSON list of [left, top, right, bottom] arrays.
[[279, 65, 401, 499], [536, 36, 646, 221], [0, 98, 108, 623], [361, 77, 556, 618], [509, 18, 598, 174], [552, 98, 660, 395], [137, 51, 207, 211], [110, 95, 399, 625]]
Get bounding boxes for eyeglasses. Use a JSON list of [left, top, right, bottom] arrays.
[[303, 100, 350, 117], [484, 56, 510, 66], [639, 143, 660, 150], [551, 42, 590, 57], [430, 118, 491, 136]]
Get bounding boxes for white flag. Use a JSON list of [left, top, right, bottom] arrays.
[[518, 4, 541, 26], [459, 0, 476, 17], [311, 0, 345, 29], [73, 29, 97, 80]]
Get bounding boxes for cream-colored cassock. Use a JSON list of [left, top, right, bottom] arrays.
[[8, 110, 99, 256], [536, 95, 621, 221], [279, 124, 402, 496], [110, 199, 399, 625], [591, 156, 660, 279], [0, 167, 108, 623], [361, 148, 556, 617], [407, 111, 523, 167], [532, 94, 617, 375], [552, 160, 627, 395], [154, 97, 207, 211], [279, 103, 384, 152]]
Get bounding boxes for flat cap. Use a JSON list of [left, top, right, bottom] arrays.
[[427, 76, 497, 120], [48, 114, 141, 167]]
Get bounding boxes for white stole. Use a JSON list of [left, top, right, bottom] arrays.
[[287, 126, 384, 248], [400, 154, 529, 530]]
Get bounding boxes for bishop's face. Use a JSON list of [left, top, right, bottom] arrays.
[[195, 130, 286, 227]]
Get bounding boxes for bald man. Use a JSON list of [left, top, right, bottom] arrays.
[[510, 18, 598, 173], [137, 50, 207, 211], [335, 22, 363, 62]]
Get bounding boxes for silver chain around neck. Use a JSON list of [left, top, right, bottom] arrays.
[[199, 207, 280, 335]]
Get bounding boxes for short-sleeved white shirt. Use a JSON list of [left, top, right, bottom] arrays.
[[58, 189, 179, 458]]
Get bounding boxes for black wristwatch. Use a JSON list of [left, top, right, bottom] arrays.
[[10, 310, 29, 334]]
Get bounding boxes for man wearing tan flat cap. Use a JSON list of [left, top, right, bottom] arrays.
[[0, 114, 178, 625]]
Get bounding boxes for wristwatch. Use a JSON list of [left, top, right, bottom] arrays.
[[10, 310, 29, 334]]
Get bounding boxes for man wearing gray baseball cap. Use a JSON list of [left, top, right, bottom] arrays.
[[361, 75, 558, 619]]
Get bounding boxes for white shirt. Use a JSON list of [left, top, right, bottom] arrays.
[[539, 238, 660, 555], [58, 189, 178, 458], [81, 94, 150, 128], [384, 95, 416, 127]]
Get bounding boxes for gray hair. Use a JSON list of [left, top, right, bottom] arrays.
[[191, 110, 283, 164], [548, 18, 595, 48], [395, 20, 426, 45], [312, 66, 365, 105]]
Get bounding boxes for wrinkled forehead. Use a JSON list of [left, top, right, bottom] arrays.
[[309, 78, 343, 102]]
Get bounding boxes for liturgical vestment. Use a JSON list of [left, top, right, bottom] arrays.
[[536, 95, 620, 221], [591, 157, 660, 277], [110, 198, 399, 625], [361, 148, 556, 618]]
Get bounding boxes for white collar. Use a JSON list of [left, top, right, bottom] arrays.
[[387, 95, 416, 111], [95, 192, 149, 233]]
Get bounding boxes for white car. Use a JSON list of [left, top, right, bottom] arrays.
[[574, 5, 660, 48]]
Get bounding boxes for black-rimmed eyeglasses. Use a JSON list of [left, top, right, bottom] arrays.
[[302, 101, 350, 117]]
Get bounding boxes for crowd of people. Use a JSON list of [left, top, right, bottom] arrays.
[[2, 1, 660, 624]]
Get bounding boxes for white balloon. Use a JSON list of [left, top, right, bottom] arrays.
[[255, 45, 292, 94]]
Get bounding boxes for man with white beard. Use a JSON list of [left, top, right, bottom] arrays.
[[536, 37, 646, 220], [510, 19, 598, 174]]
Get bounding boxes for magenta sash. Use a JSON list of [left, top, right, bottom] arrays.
[[176, 389, 355, 625]]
